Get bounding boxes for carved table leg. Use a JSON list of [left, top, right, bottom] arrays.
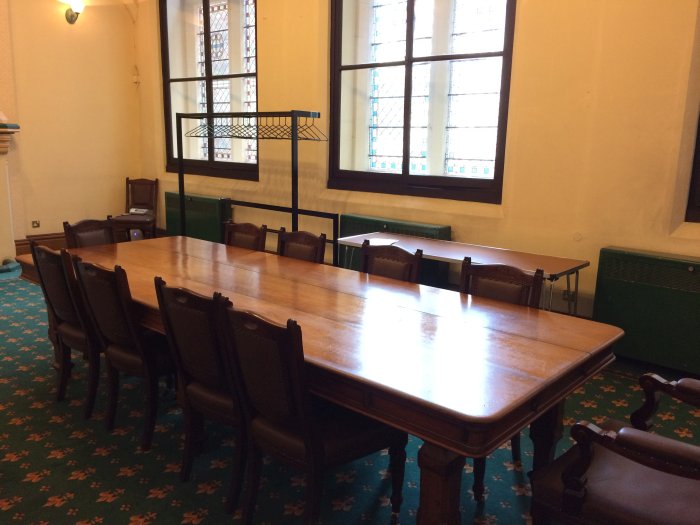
[[529, 401, 565, 471], [416, 442, 465, 525]]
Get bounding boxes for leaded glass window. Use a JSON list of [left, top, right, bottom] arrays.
[[330, 0, 516, 203], [160, 0, 258, 180]]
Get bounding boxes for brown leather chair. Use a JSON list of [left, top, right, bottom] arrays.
[[459, 256, 545, 501], [276, 227, 326, 263], [530, 373, 700, 525], [73, 259, 173, 450], [63, 219, 116, 248], [223, 221, 267, 251], [154, 277, 244, 513], [359, 239, 423, 283], [30, 244, 101, 419], [112, 178, 158, 241], [219, 305, 408, 525]]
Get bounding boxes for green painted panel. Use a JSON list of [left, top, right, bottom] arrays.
[[165, 192, 232, 243], [339, 214, 451, 288], [593, 247, 700, 374]]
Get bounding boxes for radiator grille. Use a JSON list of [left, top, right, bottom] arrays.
[[165, 192, 232, 243], [339, 214, 451, 288], [593, 247, 700, 374]]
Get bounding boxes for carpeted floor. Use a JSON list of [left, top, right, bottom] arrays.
[[0, 276, 697, 524]]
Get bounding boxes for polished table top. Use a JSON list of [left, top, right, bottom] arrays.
[[338, 231, 590, 281], [48, 236, 622, 460]]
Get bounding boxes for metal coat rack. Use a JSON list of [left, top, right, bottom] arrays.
[[175, 110, 339, 263]]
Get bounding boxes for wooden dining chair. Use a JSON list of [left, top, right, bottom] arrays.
[[154, 277, 245, 513], [63, 219, 116, 248], [459, 256, 545, 501], [223, 221, 267, 251], [218, 305, 408, 525], [530, 373, 700, 525], [30, 244, 101, 419], [359, 239, 423, 283], [112, 178, 158, 241], [72, 258, 173, 450], [276, 227, 326, 263]]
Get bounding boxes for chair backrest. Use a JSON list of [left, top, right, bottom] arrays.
[[459, 256, 544, 308], [155, 277, 233, 393], [220, 305, 311, 432], [31, 244, 85, 328], [126, 177, 158, 214], [223, 222, 267, 251], [63, 219, 115, 248], [276, 227, 326, 263], [72, 259, 141, 354], [359, 239, 423, 283]]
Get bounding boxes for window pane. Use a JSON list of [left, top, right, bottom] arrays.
[[339, 67, 405, 173], [166, 0, 203, 79], [412, 0, 507, 57], [170, 81, 206, 160], [342, 0, 407, 65], [213, 77, 257, 163]]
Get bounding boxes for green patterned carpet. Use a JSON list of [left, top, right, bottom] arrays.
[[0, 277, 697, 524]]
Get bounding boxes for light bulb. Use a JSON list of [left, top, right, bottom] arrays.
[[69, 1, 85, 14]]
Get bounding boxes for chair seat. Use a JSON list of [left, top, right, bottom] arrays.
[[186, 382, 238, 426], [112, 213, 155, 225], [55, 321, 89, 353], [530, 419, 700, 525], [251, 397, 405, 467]]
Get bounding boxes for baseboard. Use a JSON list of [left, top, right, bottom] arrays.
[[15, 233, 66, 256]]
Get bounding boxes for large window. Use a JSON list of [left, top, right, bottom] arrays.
[[329, 0, 516, 202], [686, 118, 700, 222], [159, 0, 258, 179]]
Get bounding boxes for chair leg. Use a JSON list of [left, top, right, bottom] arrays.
[[225, 428, 247, 514], [105, 364, 120, 432], [472, 457, 486, 502], [511, 432, 522, 463], [241, 445, 262, 525], [84, 351, 100, 420], [180, 406, 203, 481], [54, 340, 72, 402], [305, 462, 324, 525], [140, 371, 159, 451], [388, 437, 408, 515]]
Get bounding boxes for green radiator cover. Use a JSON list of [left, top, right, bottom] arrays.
[[592, 247, 700, 374], [165, 192, 232, 243], [339, 214, 451, 288]]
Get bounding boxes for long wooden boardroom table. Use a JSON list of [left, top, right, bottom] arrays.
[[338, 232, 590, 314], [18, 237, 623, 524]]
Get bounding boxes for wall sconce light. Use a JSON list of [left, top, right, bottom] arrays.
[[65, 1, 85, 24]]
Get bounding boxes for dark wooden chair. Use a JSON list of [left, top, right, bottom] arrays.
[[30, 244, 101, 419], [72, 259, 173, 450], [459, 256, 545, 501], [530, 373, 700, 525], [112, 178, 158, 241], [154, 277, 244, 513], [219, 305, 408, 525], [359, 239, 423, 283], [276, 227, 326, 263], [63, 219, 116, 248], [223, 221, 267, 251]]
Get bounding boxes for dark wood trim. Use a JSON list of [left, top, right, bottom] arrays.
[[15, 232, 66, 256], [164, 159, 259, 179], [685, 116, 700, 222]]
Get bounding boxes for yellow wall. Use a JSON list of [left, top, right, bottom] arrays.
[[2, 0, 700, 316]]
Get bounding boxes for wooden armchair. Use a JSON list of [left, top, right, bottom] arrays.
[[359, 239, 423, 283], [223, 221, 267, 251], [459, 256, 545, 501], [276, 227, 326, 263], [63, 219, 115, 248], [154, 278, 244, 513], [112, 177, 158, 241], [530, 373, 700, 525], [219, 305, 408, 525]]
